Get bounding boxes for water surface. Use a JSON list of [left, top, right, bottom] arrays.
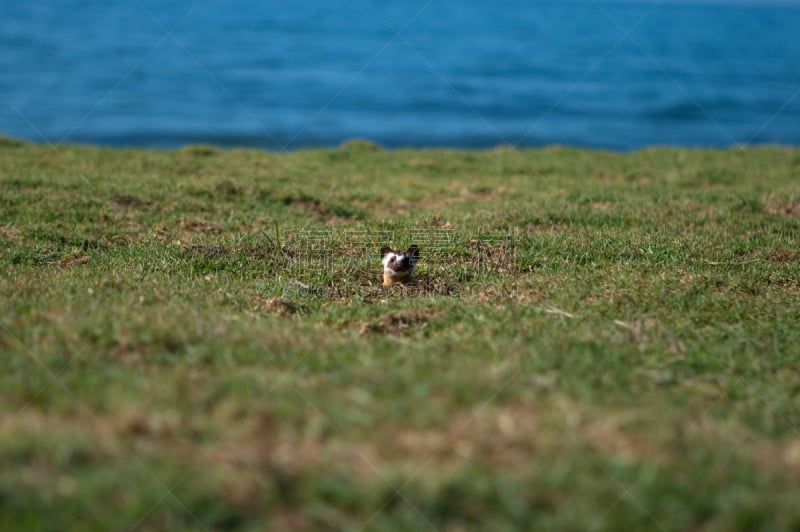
[[1, 0, 799, 150]]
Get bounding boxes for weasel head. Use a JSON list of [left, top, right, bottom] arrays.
[[381, 245, 420, 285]]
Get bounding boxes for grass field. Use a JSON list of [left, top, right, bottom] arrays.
[[1, 136, 799, 531]]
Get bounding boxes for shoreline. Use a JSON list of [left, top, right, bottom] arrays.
[[3, 132, 799, 155]]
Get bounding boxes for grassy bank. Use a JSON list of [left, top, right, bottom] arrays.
[[1, 137, 799, 530]]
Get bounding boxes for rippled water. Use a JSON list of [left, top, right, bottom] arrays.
[[1, 0, 799, 150]]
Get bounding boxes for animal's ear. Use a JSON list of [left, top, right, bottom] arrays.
[[380, 245, 391, 258], [407, 245, 420, 258]]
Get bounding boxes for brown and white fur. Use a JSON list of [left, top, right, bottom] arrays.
[[381, 244, 420, 286]]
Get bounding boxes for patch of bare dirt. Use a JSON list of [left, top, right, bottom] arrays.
[[57, 254, 91, 267], [110, 194, 149, 210], [282, 194, 359, 223], [250, 295, 307, 316], [180, 218, 223, 234], [590, 201, 615, 212], [772, 248, 800, 263], [0, 225, 19, 239], [764, 278, 800, 294], [292, 199, 337, 221], [580, 415, 663, 462], [762, 193, 800, 218], [393, 400, 543, 469], [359, 308, 442, 336], [184, 244, 228, 259], [326, 275, 458, 303]]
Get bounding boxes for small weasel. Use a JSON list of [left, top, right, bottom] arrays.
[[380, 244, 420, 286]]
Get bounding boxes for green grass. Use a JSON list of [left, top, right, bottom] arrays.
[[1, 137, 799, 531]]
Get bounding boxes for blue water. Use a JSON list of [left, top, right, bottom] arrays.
[[1, 0, 799, 151]]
